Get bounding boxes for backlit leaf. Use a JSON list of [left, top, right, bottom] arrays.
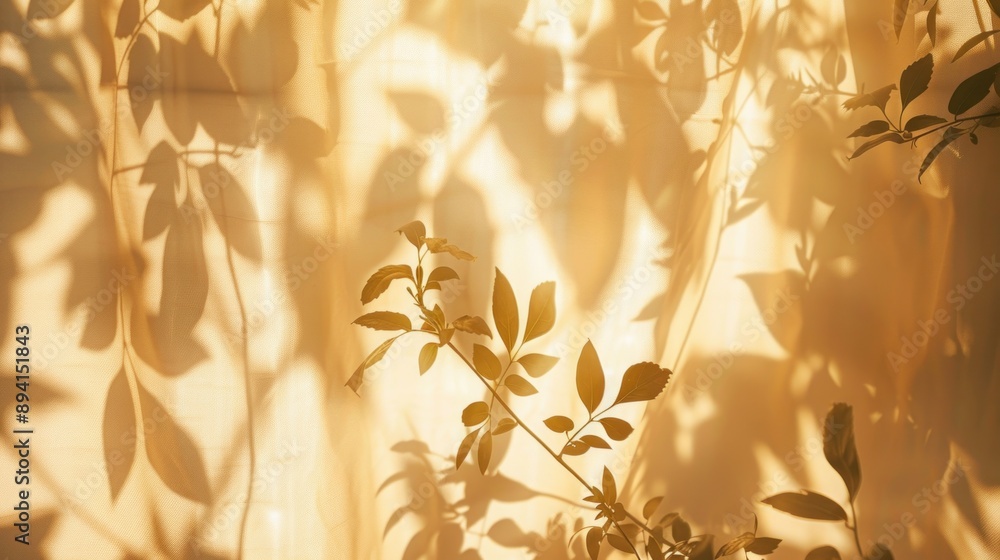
[[576, 340, 605, 415], [345, 336, 399, 393], [599, 417, 634, 441], [602, 467, 617, 504], [823, 403, 862, 502], [418, 343, 437, 375], [716, 532, 755, 557], [523, 281, 556, 343], [848, 120, 890, 138], [606, 533, 633, 553], [361, 264, 413, 304], [899, 53, 933, 113], [456, 429, 479, 469], [613, 362, 672, 405], [492, 268, 519, 353], [453, 315, 492, 338], [581, 435, 611, 449], [761, 491, 849, 521], [504, 374, 538, 396], [492, 418, 517, 435], [562, 441, 589, 456], [427, 266, 459, 283], [353, 311, 412, 331], [643, 497, 663, 520], [952, 30, 1000, 62], [396, 220, 426, 248], [477, 431, 493, 474], [473, 344, 501, 380], [517, 353, 558, 377], [462, 401, 490, 426], [904, 114, 947, 132], [586, 527, 602, 560], [745, 537, 782, 555], [847, 133, 905, 160], [948, 64, 1000, 115], [544, 415, 575, 433]]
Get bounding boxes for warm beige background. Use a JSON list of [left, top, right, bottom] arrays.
[[1, 0, 998, 558]]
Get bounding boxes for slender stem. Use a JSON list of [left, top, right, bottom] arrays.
[[558, 403, 616, 458], [610, 517, 643, 560], [910, 111, 1000, 142], [443, 342, 671, 549], [848, 501, 864, 558]]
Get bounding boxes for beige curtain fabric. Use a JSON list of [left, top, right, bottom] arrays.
[[1, 0, 998, 558]]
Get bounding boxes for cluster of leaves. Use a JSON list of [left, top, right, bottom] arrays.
[[846, 2, 1000, 181], [761, 404, 885, 560], [349, 222, 797, 559]]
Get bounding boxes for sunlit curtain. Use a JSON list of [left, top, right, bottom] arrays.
[[1, 0, 998, 558]]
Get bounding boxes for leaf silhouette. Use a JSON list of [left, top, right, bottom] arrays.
[[602, 467, 616, 504], [599, 417, 634, 441], [137, 381, 212, 503], [953, 30, 1000, 62], [492, 268, 519, 353], [456, 429, 479, 469], [745, 537, 781, 555], [847, 133, 905, 160], [761, 491, 849, 521], [492, 418, 516, 435], [543, 415, 574, 433], [346, 336, 400, 393], [200, 164, 261, 261], [904, 114, 947, 132], [102, 367, 137, 502], [918, 126, 964, 182], [824, 403, 862, 502], [576, 340, 605, 415], [396, 221, 426, 248], [141, 141, 179, 239], [418, 343, 437, 375], [427, 266, 459, 283], [523, 281, 556, 343], [517, 353, 558, 377], [354, 311, 412, 331], [478, 431, 493, 474], [636, 0, 667, 20], [158, 0, 211, 21], [462, 401, 490, 426], [425, 237, 475, 260], [453, 315, 492, 338], [842, 84, 896, 111], [948, 64, 1000, 115], [586, 526, 602, 560], [389, 91, 446, 134], [848, 121, 890, 138], [115, 0, 140, 38], [504, 374, 538, 396], [580, 434, 611, 449], [716, 532, 755, 557], [361, 264, 413, 304], [473, 344, 501, 380], [927, 1, 938, 45], [562, 441, 589, 456], [613, 362, 671, 405], [643, 497, 663, 520], [899, 53, 933, 113], [805, 546, 842, 560], [820, 49, 846, 86]]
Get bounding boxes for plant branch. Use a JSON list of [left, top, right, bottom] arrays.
[[610, 517, 643, 560], [848, 500, 864, 558]]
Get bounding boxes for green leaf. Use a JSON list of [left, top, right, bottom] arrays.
[[581, 434, 611, 449], [805, 546, 842, 560], [642, 497, 663, 520], [361, 264, 413, 304], [716, 532, 755, 557], [745, 537, 782, 555], [602, 467, 617, 504], [585, 527, 602, 560], [848, 120, 890, 138], [847, 133, 905, 160], [952, 30, 1000, 62], [492, 418, 517, 435], [576, 340, 605, 415], [918, 126, 964, 182], [543, 415, 575, 433], [353, 311, 412, 331], [456, 428, 479, 469], [504, 374, 538, 396], [477, 431, 493, 474], [904, 114, 947, 132], [761, 491, 849, 521], [396, 221, 426, 248], [462, 401, 490, 426], [427, 266, 459, 283], [899, 53, 933, 113], [418, 343, 437, 375], [842, 84, 896, 111], [613, 362, 672, 405], [523, 281, 556, 343], [948, 64, 1000, 115], [823, 403, 862, 502], [517, 353, 558, 377], [472, 344, 501, 380], [453, 315, 492, 338], [492, 268, 519, 353], [599, 417, 634, 441]]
